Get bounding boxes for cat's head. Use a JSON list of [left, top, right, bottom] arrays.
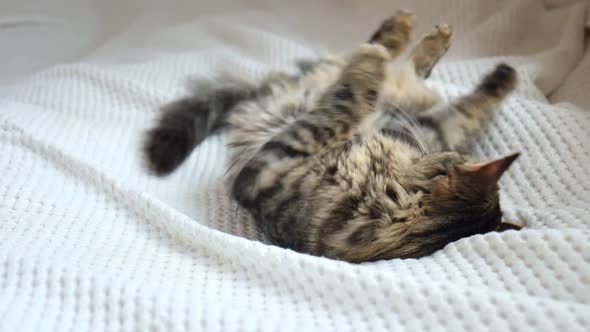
[[328, 152, 522, 262], [406, 153, 522, 256], [420, 153, 518, 241]]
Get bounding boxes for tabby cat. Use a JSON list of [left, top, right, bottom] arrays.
[[144, 10, 524, 263]]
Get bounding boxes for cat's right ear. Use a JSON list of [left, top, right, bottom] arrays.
[[456, 152, 520, 186]]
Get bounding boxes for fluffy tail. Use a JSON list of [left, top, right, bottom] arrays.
[[143, 84, 256, 176]]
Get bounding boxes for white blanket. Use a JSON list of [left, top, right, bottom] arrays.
[[1, 1, 589, 331]]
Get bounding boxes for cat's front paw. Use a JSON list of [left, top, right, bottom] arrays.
[[419, 152, 466, 179], [401, 152, 465, 192]]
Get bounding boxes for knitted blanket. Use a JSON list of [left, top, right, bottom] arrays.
[[1, 1, 589, 331]]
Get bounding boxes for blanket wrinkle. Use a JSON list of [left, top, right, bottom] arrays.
[[0, 1, 589, 331]]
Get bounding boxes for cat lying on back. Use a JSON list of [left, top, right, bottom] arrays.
[[143, 10, 524, 263]]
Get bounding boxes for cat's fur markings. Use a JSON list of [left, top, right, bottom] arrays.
[[143, 10, 524, 263]]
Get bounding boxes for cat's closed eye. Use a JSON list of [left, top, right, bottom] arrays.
[[435, 169, 448, 177], [429, 168, 448, 179]]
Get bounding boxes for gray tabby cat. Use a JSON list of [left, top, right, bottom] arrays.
[[144, 10, 524, 263]]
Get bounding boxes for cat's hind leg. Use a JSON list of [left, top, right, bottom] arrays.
[[417, 64, 518, 152], [369, 10, 415, 58], [410, 24, 453, 79], [144, 80, 258, 176]]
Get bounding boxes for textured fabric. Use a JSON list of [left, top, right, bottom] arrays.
[[1, 1, 589, 331]]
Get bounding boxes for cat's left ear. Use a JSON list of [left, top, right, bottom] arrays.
[[457, 152, 520, 185]]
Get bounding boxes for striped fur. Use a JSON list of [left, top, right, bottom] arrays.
[[144, 10, 522, 263]]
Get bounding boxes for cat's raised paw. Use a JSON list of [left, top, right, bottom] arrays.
[[422, 24, 453, 49], [435, 24, 452, 38], [410, 24, 453, 78], [478, 63, 518, 98], [369, 10, 416, 57], [391, 9, 416, 30]]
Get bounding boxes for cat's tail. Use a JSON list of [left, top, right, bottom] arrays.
[[143, 81, 257, 176]]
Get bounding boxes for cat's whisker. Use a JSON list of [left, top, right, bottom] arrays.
[[391, 103, 430, 154]]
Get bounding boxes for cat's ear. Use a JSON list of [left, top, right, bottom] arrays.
[[457, 152, 519, 185]]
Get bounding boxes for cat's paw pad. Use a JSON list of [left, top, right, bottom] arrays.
[[390, 10, 417, 30], [422, 24, 453, 47], [358, 43, 391, 60], [435, 24, 452, 38], [478, 63, 518, 98], [370, 10, 416, 48]]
